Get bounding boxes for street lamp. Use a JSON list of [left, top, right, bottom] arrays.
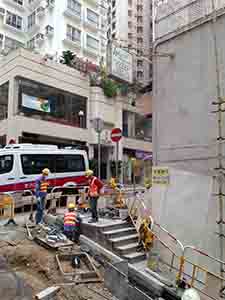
[[92, 118, 104, 179], [78, 110, 84, 128]]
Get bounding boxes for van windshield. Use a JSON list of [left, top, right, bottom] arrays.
[[21, 154, 85, 175], [0, 155, 13, 174]]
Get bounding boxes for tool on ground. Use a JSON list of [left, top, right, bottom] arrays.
[[71, 255, 81, 269]]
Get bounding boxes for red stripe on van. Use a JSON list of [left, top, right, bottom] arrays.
[[0, 175, 87, 193]]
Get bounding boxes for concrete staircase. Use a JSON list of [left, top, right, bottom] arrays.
[[102, 221, 146, 264]]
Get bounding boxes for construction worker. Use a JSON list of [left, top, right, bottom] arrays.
[[35, 168, 50, 225], [64, 203, 81, 243], [137, 217, 154, 252], [86, 169, 103, 223]]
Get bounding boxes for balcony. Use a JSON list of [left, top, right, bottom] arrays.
[[64, 7, 82, 23], [63, 36, 81, 50], [28, 0, 42, 9], [3, 0, 25, 11]]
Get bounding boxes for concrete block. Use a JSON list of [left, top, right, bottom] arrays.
[[35, 286, 60, 300]]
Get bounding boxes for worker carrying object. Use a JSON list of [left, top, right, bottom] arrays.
[[64, 203, 81, 243], [86, 169, 103, 223], [35, 168, 50, 225]]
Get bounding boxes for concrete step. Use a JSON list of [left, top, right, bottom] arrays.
[[101, 221, 132, 233], [103, 227, 136, 239], [123, 252, 146, 264], [116, 242, 139, 255], [109, 234, 139, 248]]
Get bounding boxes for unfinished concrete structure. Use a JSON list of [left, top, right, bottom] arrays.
[[153, 0, 225, 286]]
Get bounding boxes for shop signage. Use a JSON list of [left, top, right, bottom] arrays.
[[22, 93, 51, 113], [135, 151, 152, 160], [107, 43, 133, 84], [152, 167, 169, 185]]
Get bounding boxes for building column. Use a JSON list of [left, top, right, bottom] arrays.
[[6, 77, 20, 143]]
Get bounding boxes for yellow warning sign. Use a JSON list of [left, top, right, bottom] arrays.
[[152, 167, 169, 185]]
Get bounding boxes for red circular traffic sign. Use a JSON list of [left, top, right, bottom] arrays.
[[111, 128, 122, 142]]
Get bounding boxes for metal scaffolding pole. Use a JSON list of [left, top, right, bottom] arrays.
[[211, 0, 225, 289]]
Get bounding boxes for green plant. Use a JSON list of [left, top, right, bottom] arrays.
[[101, 79, 118, 98], [60, 50, 75, 66], [110, 160, 122, 177]]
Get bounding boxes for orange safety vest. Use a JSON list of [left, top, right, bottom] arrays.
[[89, 177, 98, 197], [40, 181, 49, 193], [64, 212, 77, 226]]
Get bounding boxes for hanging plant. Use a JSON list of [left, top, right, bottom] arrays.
[[101, 78, 118, 98]]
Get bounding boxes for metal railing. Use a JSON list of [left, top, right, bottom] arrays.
[[125, 189, 225, 299]]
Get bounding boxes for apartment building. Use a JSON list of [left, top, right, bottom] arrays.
[[107, 0, 153, 86], [0, 0, 108, 64], [0, 48, 152, 182]]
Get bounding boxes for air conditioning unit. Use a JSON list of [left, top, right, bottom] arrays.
[[0, 7, 5, 16], [36, 6, 45, 17], [45, 25, 54, 36], [35, 33, 45, 43]]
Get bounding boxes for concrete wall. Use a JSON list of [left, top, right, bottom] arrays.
[[153, 13, 225, 273]]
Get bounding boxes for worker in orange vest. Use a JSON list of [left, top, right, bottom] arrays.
[[35, 168, 49, 225], [86, 170, 103, 223], [64, 203, 81, 243]]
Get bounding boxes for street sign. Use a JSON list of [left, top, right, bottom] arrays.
[[182, 289, 200, 300], [111, 128, 122, 143], [92, 118, 104, 133]]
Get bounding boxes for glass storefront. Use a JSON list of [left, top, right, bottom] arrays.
[[17, 77, 87, 128], [0, 82, 9, 121]]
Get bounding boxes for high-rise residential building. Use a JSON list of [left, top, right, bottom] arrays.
[[0, 0, 108, 64], [107, 0, 152, 87]]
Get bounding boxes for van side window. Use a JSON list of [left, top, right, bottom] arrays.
[[21, 154, 53, 175], [0, 155, 13, 174], [55, 155, 85, 173]]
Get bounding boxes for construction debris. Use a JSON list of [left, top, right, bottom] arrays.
[[35, 286, 61, 300]]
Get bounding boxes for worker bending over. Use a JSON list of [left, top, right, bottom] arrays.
[[35, 168, 49, 225], [64, 203, 81, 243]]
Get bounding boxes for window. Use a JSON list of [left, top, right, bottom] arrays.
[[28, 11, 36, 30], [128, 21, 132, 28], [6, 11, 22, 30], [128, 33, 132, 39], [67, 0, 81, 16], [21, 154, 85, 175], [128, 0, 132, 6], [86, 35, 99, 50], [55, 155, 85, 173], [137, 71, 143, 78], [128, 10, 132, 17], [66, 25, 81, 42], [13, 0, 23, 5], [87, 8, 99, 26], [4, 36, 24, 51], [112, 22, 116, 30], [137, 26, 143, 33], [0, 155, 13, 174], [137, 59, 143, 66], [137, 16, 143, 23], [137, 37, 143, 44]]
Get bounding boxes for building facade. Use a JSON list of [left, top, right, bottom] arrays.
[[152, 0, 225, 287], [0, 48, 152, 182], [0, 0, 108, 64], [107, 0, 153, 86]]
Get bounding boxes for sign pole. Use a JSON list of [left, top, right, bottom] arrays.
[[98, 131, 101, 179], [116, 141, 119, 180]]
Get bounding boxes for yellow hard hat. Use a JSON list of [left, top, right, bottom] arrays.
[[68, 203, 75, 209], [85, 169, 93, 177], [42, 168, 50, 175]]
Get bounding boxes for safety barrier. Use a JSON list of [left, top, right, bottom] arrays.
[[0, 192, 17, 226], [124, 189, 225, 299]]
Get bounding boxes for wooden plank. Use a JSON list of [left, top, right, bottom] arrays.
[[35, 286, 60, 300]]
